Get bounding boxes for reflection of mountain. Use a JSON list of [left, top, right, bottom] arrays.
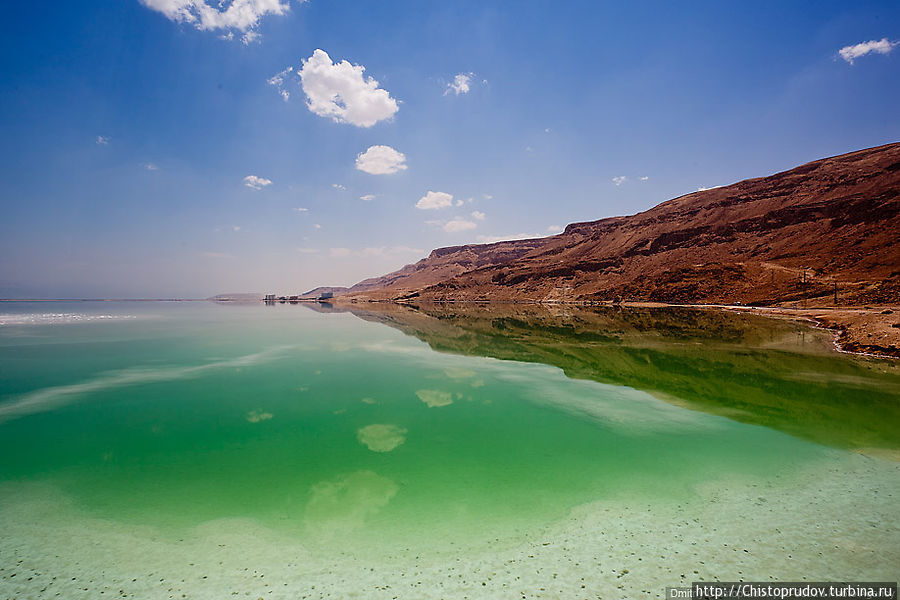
[[328, 303, 900, 452]]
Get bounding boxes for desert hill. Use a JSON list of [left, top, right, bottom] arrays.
[[345, 143, 900, 306]]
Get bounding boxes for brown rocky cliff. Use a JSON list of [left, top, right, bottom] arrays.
[[346, 143, 900, 305]]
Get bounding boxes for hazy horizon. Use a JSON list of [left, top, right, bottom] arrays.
[[1, 1, 898, 298]]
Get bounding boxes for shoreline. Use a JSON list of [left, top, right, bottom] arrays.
[[3, 297, 897, 358], [334, 297, 900, 358]]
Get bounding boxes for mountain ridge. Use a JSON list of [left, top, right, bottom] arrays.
[[341, 142, 900, 306]]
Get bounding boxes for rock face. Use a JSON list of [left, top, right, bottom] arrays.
[[299, 286, 349, 299], [347, 143, 900, 305]]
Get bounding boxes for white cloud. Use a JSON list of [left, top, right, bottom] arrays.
[[294, 207, 308, 212], [455, 199, 464, 206], [416, 190, 453, 210], [355, 145, 407, 175], [471, 210, 485, 221], [232, 225, 241, 232], [267, 66, 293, 101], [443, 218, 477, 233], [297, 247, 319, 254], [139, 0, 293, 41], [330, 247, 352, 258], [332, 183, 346, 190], [96, 135, 109, 145], [547, 225, 563, 233], [445, 72, 473, 95], [243, 175, 272, 190], [240, 30, 260, 45], [483, 194, 493, 200], [697, 184, 723, 192], [839, 38, 898, 64], [299, 49, 399, 127], [360, 194, 376, 202], [476, 232, 537, 243], [640, 176, 649, 181], [313, 223, 322, 229], [143, 162, 159, 171], [612, 176, 627, 186]]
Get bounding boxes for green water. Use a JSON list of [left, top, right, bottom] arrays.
[[1, 302, 898, 598]]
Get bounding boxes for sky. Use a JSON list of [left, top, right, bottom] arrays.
[[0, 0, 898, 298]]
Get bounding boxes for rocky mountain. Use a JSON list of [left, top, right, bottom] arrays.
[[299, 286, 349, 299], [345, 143, 900, 306]]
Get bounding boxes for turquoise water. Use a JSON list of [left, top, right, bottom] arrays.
[[0, 301, 898, 598]]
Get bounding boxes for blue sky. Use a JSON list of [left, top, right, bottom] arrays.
[[0, 0, 898, 298]]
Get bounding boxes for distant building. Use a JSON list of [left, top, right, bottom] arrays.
[[318, 291, 334, 300], [264, 294, 276, 303]]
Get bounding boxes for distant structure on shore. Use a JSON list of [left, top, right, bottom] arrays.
[[264, 289, 335, 304]]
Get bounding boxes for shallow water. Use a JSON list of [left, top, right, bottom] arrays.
[[0, 301, 898, 599]]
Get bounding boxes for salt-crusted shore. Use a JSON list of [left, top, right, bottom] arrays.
[[2, 451, 897, 599]]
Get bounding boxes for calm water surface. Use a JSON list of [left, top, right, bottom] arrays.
[[0, 301, 897, 598]]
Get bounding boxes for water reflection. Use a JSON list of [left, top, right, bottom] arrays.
[[324, 303, 900, 452]]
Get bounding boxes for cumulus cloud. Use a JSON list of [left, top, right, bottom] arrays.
[[416, 190, 454, 210], [443, 218, 477, 233], [96, 135, 109, 145], [294, 207, 308, 212], [243, 175, 272, 189], [839, 38, 898, 64], [143, 162, 159, 171], [359, 194, 376, 202], [299, 49, 399, 127], [139, 0, 293, 43], [445, 72, 473, 95], [355, 145, 407, 175], [612, 176, 627, 186], [547, 225, 563, 233], [640, 176, 649, 181], [332, 183, 346, 190], [471, 210, 485, 221]]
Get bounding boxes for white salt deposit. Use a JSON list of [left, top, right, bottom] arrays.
[[0, 313, 138, 326], [1, 451, 896, 599]]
